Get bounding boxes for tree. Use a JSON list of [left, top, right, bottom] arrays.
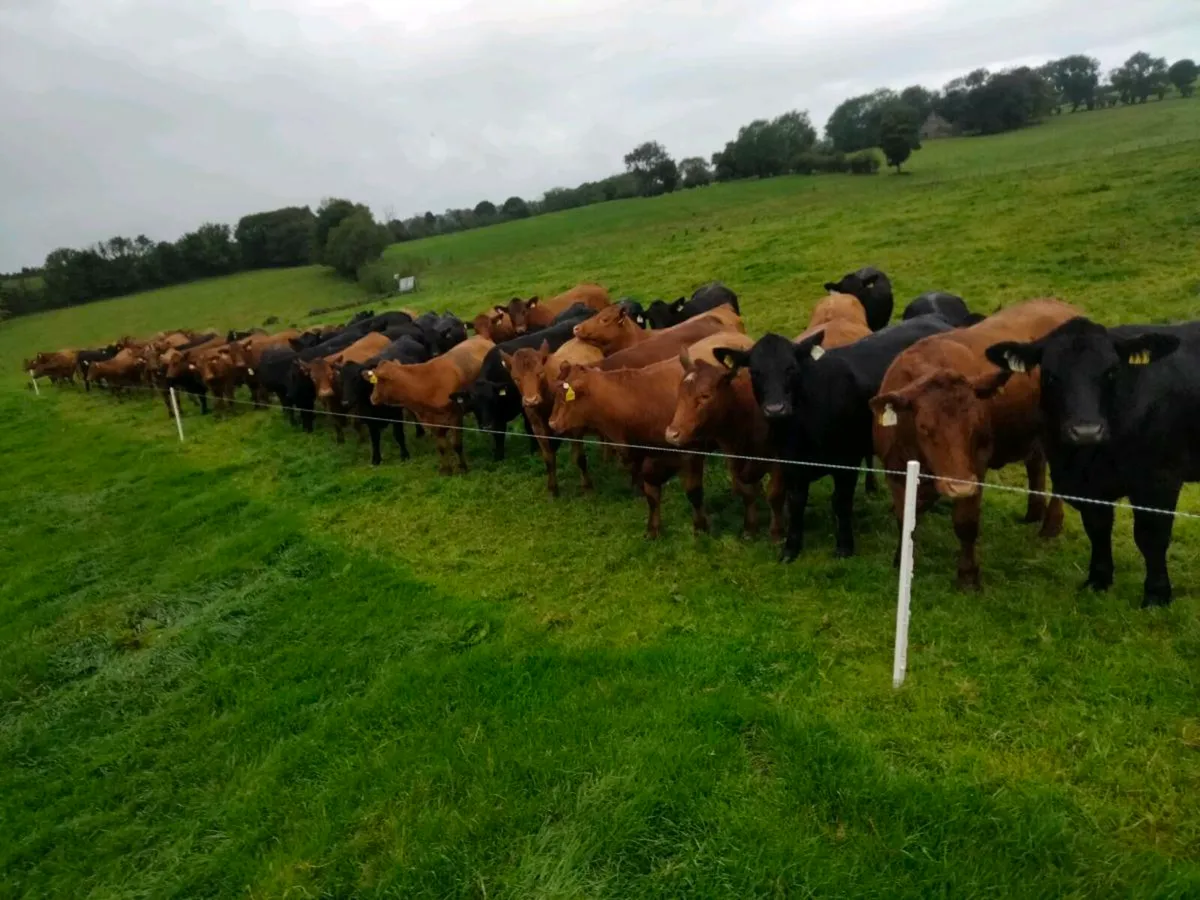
[[623, 141, 679, 196], [899, 85, 936, 123], [878, 102, 921, 172], [314, 198, 367, 262], [235, 206, 315, 269], [1113, 52, 1169, 103], [679, 157, 712, 188], [1043, 55, 1101, 110], [323, 210, 390, 278], [176, 223, 239, 279], [473, 200, 498, 219], [501, 196, 530, 219], [1169, 59, 1198, 97]]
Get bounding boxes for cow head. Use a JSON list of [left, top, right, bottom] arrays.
[[615, 298, 649, 329], [433, 313, 468, 352], [162, 348, 189, 380], [502, 297, 538, 335], [470, 310, 516, 343], [505, 341, 553, 409], [870, 369, 1010, 498], [547, 363, 593, 434], [665, 349, 739, 446], [713, 331, 825, 421], [572, 304, 635, 350], [365, 359, 412, 408], [987, 318, 1179, 446], [467, 370, 516, 432], [199, 347, 235, 384], [307, 358, 341, 402], [644, 297, 688, 330]]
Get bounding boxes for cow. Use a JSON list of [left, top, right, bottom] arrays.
[[341, 336, 432, 465], [643, 282, 740, 330], [502, 283, 610, 334], [714, 316, 954, 561], [457, 308, 594, 461], [85, 348, 145, 394], [901, 292, 984, 328], [986, 318, 1200, 607], [868, 299, 1079, 590], [503, 338, 606, 496], [300, 332, 393, 442], [548, 357, 709, 537], [30, 350, 78, 385], [287, 329, 389, 432], [469, 309, 518, 343], [366, 335, 495, 474], [76, 345, 121, 391], [153, 333, 222, 416], [572, 303, 743, 361], [197, 346, 242, 412], [823, 267, 893, 332], [227, 329, 302, 406]]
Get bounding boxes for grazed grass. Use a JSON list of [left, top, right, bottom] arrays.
[[3, 100, 1200, 898]]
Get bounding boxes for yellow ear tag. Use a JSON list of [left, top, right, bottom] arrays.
[[879, 404, 898, 427], [498, 388, 507, 397], [366, 370, 378, 384], [721, 355, 737, 371], [564, 383, 576, 402], [1129, 351, 1149, 366]]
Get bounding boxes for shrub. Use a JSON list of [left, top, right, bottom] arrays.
[[849, 150, 882, 174]]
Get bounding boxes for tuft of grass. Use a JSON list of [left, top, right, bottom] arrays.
[[3, 99, 1200, 898]]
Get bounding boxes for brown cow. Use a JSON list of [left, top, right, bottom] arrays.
[[163, 334, 226, 381], [196, 346, 242, 412], [86, 349, 145, 394], [796, 293, 873, 346], [301, 332, 392, 442], [664, 337, 786, 539], [227, 329, 302, 406], [576, 305, 744, 366], [30, 350, 78, 385], [367, 335, 494, 474], [547, 358, 708, 537], [469, 309, 517, 343], [869, 298, 1079, 589], [503, 283, 610, 334]]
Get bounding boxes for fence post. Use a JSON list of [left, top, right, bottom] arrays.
[[29, 370, 39, 396], [169, 387, 185, 443], [892, 459, 920, 689]]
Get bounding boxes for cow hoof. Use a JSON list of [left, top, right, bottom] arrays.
[[1142, 593, 1172, 609], [833, 546, 854, 559], [779, 546, 800, 563], [956, 576, 982, 592], [370, 459, 381, 467], [1080, 576, 1112, 593]]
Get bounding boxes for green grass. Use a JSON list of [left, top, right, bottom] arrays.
[[4, 101, 1200, 898]]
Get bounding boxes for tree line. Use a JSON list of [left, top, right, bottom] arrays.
[[2, 49, 1193, 321]]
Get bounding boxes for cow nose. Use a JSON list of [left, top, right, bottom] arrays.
[[522, 396, 539, 407], [762, 402, 788, 419], [664, 427, 682, 446], [1065, 422, 1107, 445], [572, 325, 581, 337], [938, 478, 980, 499]]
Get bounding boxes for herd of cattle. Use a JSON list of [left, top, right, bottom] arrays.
[[24, 267, 1200, 607]]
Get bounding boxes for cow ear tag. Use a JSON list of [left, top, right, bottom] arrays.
[[879, 404, 898, 427], [1128, 350, 1150, 366], [1004, 353, 1026, 373], [498, 388, 507, 397], [721, 355, 736, 371], [366, 370, 378, 384], [810, 345, 825, 361], [564, 383, 576, 402]]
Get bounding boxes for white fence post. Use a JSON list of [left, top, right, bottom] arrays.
[[29, 370, 39, 395], [169, 387, 185, 443], [892, 459, 920, 689]]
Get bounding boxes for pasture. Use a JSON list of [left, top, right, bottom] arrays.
[[3, 100, 1200, 898]]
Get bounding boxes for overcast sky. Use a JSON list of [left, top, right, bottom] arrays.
[[1, 0, 1195, 271]]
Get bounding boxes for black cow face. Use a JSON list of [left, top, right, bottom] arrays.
[[467, 380, 515, 431], [644, 297, 687, 330], [987, 319, 1179, 446], [714, 331, 826, 421], [615, 299, 648, 329]]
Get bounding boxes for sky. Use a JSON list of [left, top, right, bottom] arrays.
[[0, 0, 1196, 271]]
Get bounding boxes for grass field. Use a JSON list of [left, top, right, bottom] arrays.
[[3, 100, 1200, 898]]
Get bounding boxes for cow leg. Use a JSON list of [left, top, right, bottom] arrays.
[[367, 419, 384, 465], [492, 426, 506, 462], [198, 390, 209, 416], [333, 412, 345, 445], [766, 464, 786, 542], [392, 419, 410, 461], [431, 427, 453, 475], [1023, 447, 1063, 538], [572, 441, 593, 494], [641, 458, 675, 539], [413, 420, 426, 439], [831, 469, 860, 558], [682, 455, 709, 534], [730, 459, 759, 537], [521, 412, 538, 455], [1131, 482, 1182, 607], [951, 493, 983, 590], [1078, 503, 1115, 593], [864, 454, 878, 494], [780, 477, 811, 563]]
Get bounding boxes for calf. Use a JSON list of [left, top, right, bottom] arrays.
[[548, 359, 709, 537], [987, 318, 1200, 607], [503, 283, 610, 334], [823, 267, 893, 332], [301, 332, 393, 442], [869, 299, 1078, 589], [665, 336, 785, 539], [198, 346, 241, 412], [30, 350, 78, 385], [86, 348, 145, 394], [76, 345, 121, 391], [644, 282, 740, 330], [341, 336, 432, 465], [366, 336, 494, 474], [715, 316, 953, 560], [902, 292, 984, 328], [573, 303, 743, 361], [469, 309, 517, 343]]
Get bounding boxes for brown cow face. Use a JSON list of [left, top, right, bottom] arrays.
[[365, 359, 407, 408], [161, 348, 189, 379], [871, 370, 1010, 498], [571, 304, 630, 349], [547, 364, 591, 434], [199, 348, 234, 384], [306, 358, 339, 401], [473, 310, 517, 343], [665, 356, 737, 446], [504, 341, 552, 408], [502, 297, 538, 335]]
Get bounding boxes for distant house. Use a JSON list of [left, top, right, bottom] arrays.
[[920, 113, 956, 140]]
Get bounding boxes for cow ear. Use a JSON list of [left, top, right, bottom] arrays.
[[794, 329, 826, 363], [970, 369, 1011, 399], [861, 272, 881, 287], [1113, 333, 1179, 367], [450, 390, 471, 408], [678, 347, 694, 371], [823, 281, 838, 293], [869, 392, 908, 427], [537, 339, 551, 360], [499, 351, 514, 371], [985, 341, 1042, 374], [712, 347, 750, 373], [527, 296, 539, 308], [672, 297, 686, 313]]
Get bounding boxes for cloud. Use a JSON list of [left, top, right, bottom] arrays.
[[0, 0, 1195, 269]]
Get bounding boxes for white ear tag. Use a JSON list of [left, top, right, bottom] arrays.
[[498, 388, 507, 397], [1005, 353, 1026, 373], [880, 404, 898, 427], [810, 345, 825, 361]]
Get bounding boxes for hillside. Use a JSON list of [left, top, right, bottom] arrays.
[[3, 99, 1200, 898]]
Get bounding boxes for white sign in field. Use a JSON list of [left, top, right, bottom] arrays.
[[394, 274, 416, 294]]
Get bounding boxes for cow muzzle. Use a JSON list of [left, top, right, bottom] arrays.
[[762, 402, 790, 419], [1063, 422, 1108, 445], [664, 426, 683, 446], [937, 478, 979, 499], [522, 395, 540, 408]]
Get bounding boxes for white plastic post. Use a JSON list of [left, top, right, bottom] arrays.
[[169, 387, 185, 442], [892, 459, 920, 689], [29, 370, 39, 395]]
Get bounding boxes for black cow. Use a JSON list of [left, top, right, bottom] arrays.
[[261, 330, 372, 430], [347, 310, 375, 325], [341, 336, 431, 465], [614, 298, 649, 329], [76, 345, 121, 392], [824, 267, 894, 332], [986, 317, 1200, 607], [227, 329, 263, 342], [901, 292, 984, 328], [456, 308, 595, 460], [363, 310, 414, 333], [715, 316, 953, 560], [644, 282, 740, 329]]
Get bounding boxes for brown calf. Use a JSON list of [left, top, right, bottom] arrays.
[[869, 298, 1080, 589], [503, 283, 611, 334], [548, 359, 708, 537], [469, 309, 517, 343], [197, 347, 240, 411], [302, 332, 392, 442], [32, 351, 79, 385], [86, 349, 145, 394], [367, 335, 494, 474]]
